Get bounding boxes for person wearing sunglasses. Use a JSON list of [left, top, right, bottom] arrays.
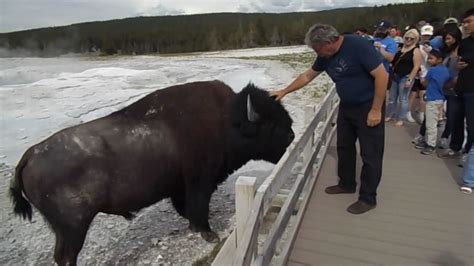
[[385, 29, 422, 127], [406, 24, 434, 124]]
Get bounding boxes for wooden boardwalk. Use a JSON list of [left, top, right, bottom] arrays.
[[288, 123, 474, 266]]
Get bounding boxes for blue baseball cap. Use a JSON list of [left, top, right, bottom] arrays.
[[429, 48, 444, 58], [376, 20, 392, 31]]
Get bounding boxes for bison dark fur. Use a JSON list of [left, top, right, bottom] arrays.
[[9, 80, 294, 265]]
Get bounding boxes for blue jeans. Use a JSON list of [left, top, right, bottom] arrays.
[[462, 148, 474, 187], [387, 76, 411, 120], [464, 93, 474, 153]]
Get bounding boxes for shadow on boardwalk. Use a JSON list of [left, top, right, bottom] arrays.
[[288, 122, 473, 266]]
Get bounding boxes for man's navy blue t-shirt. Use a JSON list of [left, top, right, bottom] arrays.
[[312, 35, 382, 105]]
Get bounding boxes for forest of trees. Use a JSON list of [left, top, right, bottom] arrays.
[[0, 0, 470, 57]]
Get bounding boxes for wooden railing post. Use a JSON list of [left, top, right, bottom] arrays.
[[235, 176, 257, 245]]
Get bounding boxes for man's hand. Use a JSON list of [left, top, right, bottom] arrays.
[[270, 89, 287, 101], [457, 57, 469, 70], [422, 44, 432, 53], [367, 108, 382, 127]]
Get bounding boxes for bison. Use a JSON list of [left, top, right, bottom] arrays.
[[9, 80, 294, 265]]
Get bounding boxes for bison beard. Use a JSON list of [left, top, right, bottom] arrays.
[[9, 80, 294, 265]]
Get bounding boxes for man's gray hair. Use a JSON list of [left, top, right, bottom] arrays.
[[304, 23, 340, 46]]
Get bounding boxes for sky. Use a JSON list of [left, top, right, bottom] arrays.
[[0, 0, 423, 33]]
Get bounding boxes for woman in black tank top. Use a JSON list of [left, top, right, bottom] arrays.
[[385, 29, 422, 127]]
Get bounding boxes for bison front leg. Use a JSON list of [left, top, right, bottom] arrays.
[[171, 195, 187, 218], [171, 196, 201, 232], [185, 190, 218, 242]]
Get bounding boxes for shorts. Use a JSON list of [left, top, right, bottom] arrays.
[[411, 79, 425, 92]]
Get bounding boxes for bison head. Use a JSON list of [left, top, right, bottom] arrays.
[[232, 83, 294, 164]]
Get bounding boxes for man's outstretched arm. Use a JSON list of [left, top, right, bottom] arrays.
[[271, 68, 321, 101]]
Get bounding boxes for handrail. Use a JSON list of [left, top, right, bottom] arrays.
[[231, 85, 339, 266], [258, 98, 338, 265]]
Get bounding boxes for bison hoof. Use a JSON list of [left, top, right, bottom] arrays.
[[201, 231, 219, 243], [188, 223, 198, 232]]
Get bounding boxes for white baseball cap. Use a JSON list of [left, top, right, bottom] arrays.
[[420, 25, 434, 36], [444, 17, 458, 25]]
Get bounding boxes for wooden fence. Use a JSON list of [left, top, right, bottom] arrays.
[[213, 86, 339, 265]]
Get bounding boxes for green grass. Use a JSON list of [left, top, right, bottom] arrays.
[[192, 236, 228, 266]]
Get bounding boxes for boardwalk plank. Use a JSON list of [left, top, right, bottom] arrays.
[[302, 205, 472, 243], [287, 259, 309, 266], [305, 188, 473, 227], [288, 123, 474, 265], [289, 248, 375, 266], [315, 180, 470, 211], [293, 236, 432, 265], [300, 214, 473, 258]]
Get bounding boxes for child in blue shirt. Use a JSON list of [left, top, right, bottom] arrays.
[[419, 49, 452, 154]]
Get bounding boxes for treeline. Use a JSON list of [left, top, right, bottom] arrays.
[[0, 0, 470, 57]]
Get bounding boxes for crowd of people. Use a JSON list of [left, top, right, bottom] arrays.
[[353, 9, 474, 194], [271, 8, 474, 214], [271, 7, 473, 214]]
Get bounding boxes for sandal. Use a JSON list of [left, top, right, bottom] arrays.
[[395, 121, 404, 127]]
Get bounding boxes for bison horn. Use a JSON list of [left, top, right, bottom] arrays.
[[247, 95, 260, 122]]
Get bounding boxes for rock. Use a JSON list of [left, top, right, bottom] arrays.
[[151, 238, 159, 246]]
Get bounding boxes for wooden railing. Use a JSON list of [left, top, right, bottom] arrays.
[[212, 86, 339, 266]]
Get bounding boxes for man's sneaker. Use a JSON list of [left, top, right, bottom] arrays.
[[347, 200, 376, 214], [458, 153, 467, 168], [406, 112, 416, 123], [414, 141, 427, 149], [324, 185, 356, 194], [411, 134, 424, 144], [438, 148, 461, 158], [460, 186, 472, 194], [437, 138, 449, 149], [420, 145, 436, 155]]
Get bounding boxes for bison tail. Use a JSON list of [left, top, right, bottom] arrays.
[[9, 155, 32, 221]]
